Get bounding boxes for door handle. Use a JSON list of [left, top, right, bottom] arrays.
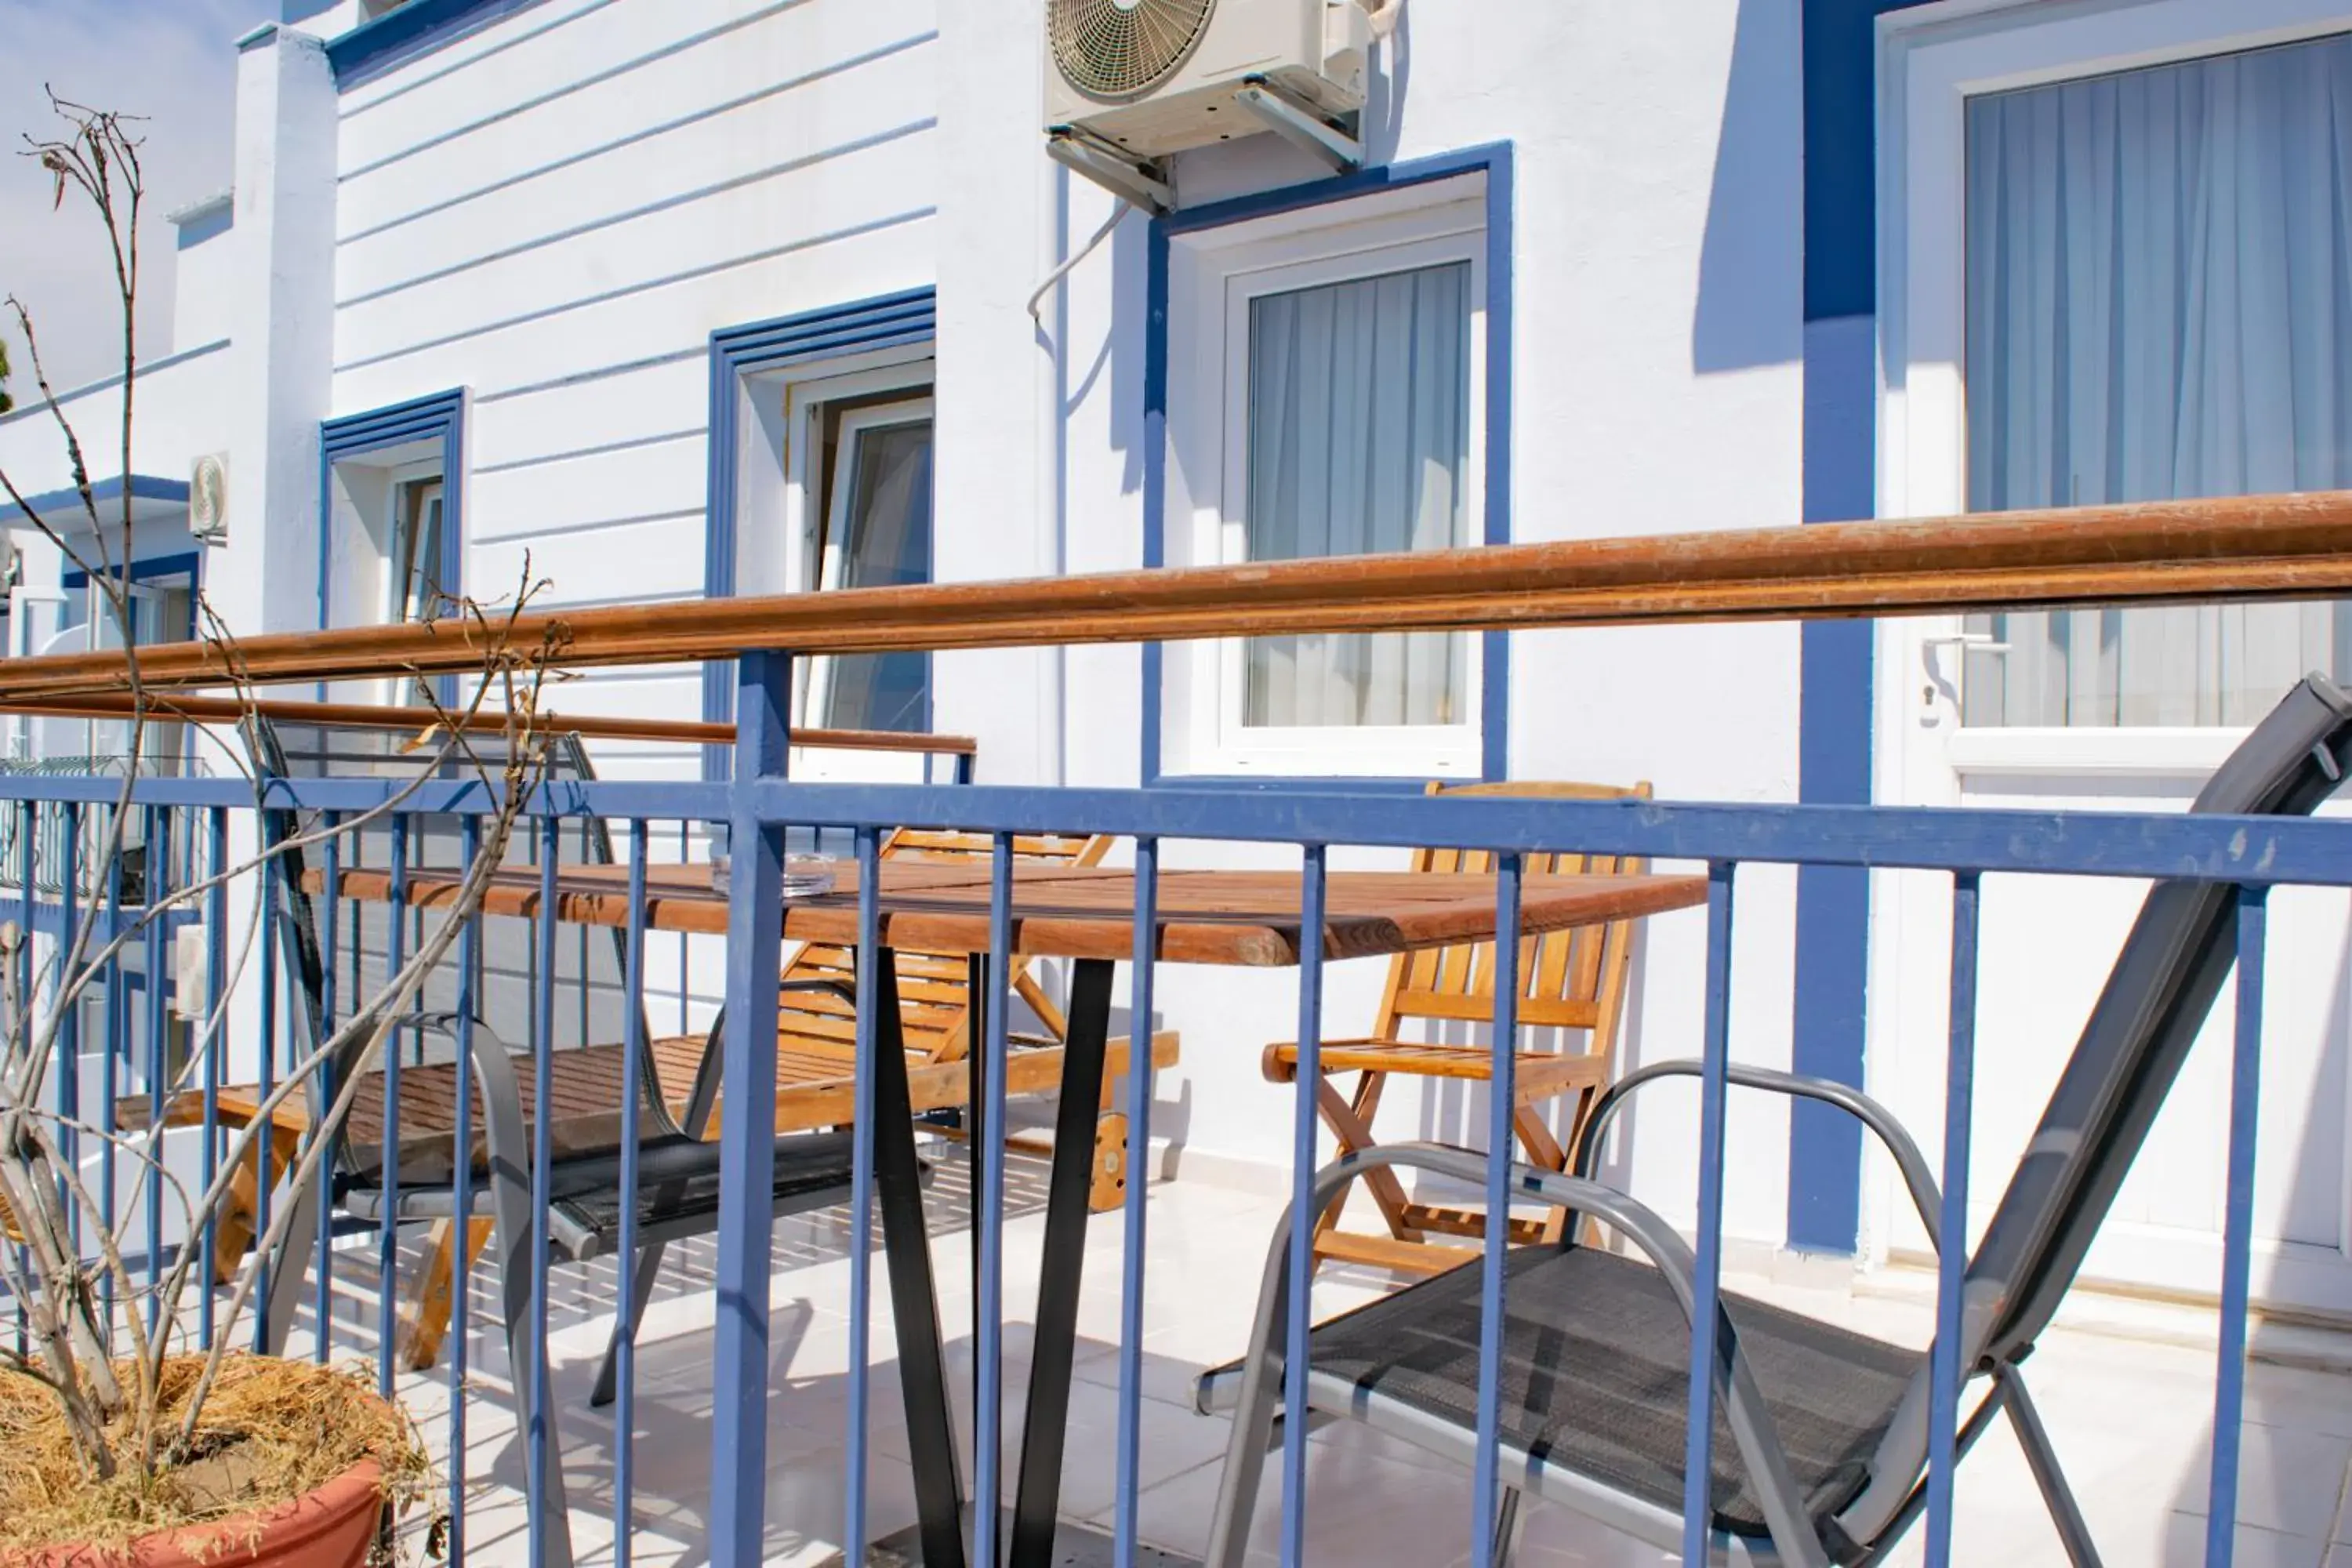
[[1920, 633, 2009, 717]]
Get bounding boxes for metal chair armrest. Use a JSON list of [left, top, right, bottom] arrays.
[[1203, 1142, 1833, 1568], [385, 1010, 539, 1246], [1574, 1060, 1947, 1250]]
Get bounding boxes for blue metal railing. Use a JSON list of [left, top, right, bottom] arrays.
[[0, 684, 2334, 1568]]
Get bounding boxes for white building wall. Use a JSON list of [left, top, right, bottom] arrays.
[[167, 204, 239, 355], [1017, 0, 1809, 1248], [0, 345, 234, 519], [318, 0, 942, 775], [147, 0, 1813, 1255]]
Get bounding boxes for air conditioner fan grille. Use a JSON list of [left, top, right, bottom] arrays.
[[1048, 0, 1218, 101]]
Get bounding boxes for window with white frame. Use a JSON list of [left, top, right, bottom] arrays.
[[811, 396, 933, 731], [774, 365, 935, 733], [1956, 29, 2352, 727], [389, 474, 446, 626], [324, 446, 453, 706], [1165, 177, 1486, 776]]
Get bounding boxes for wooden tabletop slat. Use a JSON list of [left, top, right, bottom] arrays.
[[304, 862, 1709, 967]]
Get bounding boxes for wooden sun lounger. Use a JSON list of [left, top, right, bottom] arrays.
[[138, 826, 1182, 1370]]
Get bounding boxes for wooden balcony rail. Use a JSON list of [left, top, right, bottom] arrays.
[[4, 490, 2351, 701], [0, 691, 978, 757]]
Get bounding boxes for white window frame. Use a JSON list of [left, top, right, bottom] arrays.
[[727, 351, 934, 724], [803, 394, 935, 729], [1163, 175, 1488, 779], [387, 466, 446, 625], [1878, 0, 2352, 776]]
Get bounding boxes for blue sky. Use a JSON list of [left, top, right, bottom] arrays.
[[2, 0, 263, 395]]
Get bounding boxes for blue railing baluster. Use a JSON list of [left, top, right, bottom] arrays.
[[377, 817, 408, 1387], [614, 818, 650, 1568], [1680, 860, 1737, 1565], [712, 650, 793, 1567], [60, 804, 82, 1260], [101, 812, 122, 1347], [528, 813, 560, 1563], [448, 814, 481, 1568], [977, 830, 1014, 1568], [677, 820, 691, 1040], [197, 806, 220, 1348], [1112, 834, 1158, 1568], [250, 840, 279, 1351], [1279, 842, 1328, 1568], [2205, 884, 2269, 1568], [141, 805, 167, 1335], [1472, 852, 1523, 1568], [1926, 871, 1981, 1566], [843, 822, 883, 1566], [14, 799, 34, 1359], [317, 809, 340, 1363]]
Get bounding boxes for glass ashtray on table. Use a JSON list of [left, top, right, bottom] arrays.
[[707, 825, 837, 901]]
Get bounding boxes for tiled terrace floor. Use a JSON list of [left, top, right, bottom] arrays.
[[279, 1152, 2352, 1567]]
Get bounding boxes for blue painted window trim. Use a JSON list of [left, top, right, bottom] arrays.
[[1141, 142, 1514, 789], [317, 390, 466, 702], [60, 551, 205, 643], [2, 475, 189, 528], [326, 0, 549, 88], [61, 550, 204, 591], [699, 288, 938, 778]]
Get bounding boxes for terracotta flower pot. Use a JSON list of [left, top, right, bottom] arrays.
[[10, 1458, 387, 1568]]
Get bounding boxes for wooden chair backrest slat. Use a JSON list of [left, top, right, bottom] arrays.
[[1376, 780, 1653, 1044]]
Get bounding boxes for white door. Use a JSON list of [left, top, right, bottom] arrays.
[[1872, 9, 2352, 1315]]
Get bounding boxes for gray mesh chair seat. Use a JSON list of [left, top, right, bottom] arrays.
[[339, 1123, 871, 1258], [1277, 1246, 1915, 1544], [1203, 675, 2352, 1568]]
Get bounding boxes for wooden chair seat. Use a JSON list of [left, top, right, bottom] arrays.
[[1263, 1039, 1608, 1100]]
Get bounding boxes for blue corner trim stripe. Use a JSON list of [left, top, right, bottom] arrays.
[[1143, 143, 1513, 786], [327, 0, 548, 87], [1786, 0, 1941, 1255], [700, 288, 938, 775], [1, 474, 189, 528]]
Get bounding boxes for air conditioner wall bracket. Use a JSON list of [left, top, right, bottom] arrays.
[[1234, 74, 1362, 173], [1047, 126, 1174, 216]]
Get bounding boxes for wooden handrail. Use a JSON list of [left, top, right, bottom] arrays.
[[0, 692, 978, 757], [4, 492, 2352, 700]]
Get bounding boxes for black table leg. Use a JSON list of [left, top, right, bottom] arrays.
[[868, 949, 969, 1568], [1007, 958, 1116, 1567]]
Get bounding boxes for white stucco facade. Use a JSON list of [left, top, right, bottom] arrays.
[[0, 0, 1824, 1266], [25, 0, 2347, 1308]]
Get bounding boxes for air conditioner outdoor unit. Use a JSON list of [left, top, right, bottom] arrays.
[[1045, 0, 1380, 212], [189, 452, 228, 544]]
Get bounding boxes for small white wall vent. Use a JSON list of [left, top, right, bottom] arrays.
[[1044, 0, 1385, 214]]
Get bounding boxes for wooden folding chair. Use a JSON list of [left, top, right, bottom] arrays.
[[1262, 779, 1652, 1278]]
